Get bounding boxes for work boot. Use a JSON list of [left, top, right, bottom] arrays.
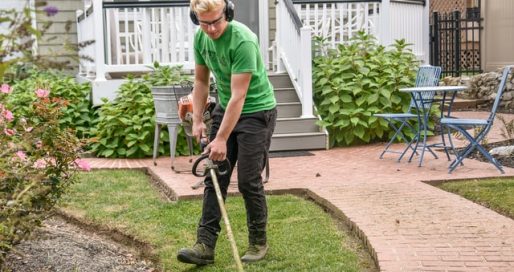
[[177, 243, 214, 265], [241, 244, 268, 263]]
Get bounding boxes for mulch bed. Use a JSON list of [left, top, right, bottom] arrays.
[[454, 139, 514, 169]]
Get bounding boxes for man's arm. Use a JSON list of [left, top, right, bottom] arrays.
[[207, 73, 251, 161], [192, 64, 210, 142]]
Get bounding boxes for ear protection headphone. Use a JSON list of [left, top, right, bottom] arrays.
[[190, 0, 234, 25]]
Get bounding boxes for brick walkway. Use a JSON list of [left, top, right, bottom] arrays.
[[86, 112, 514, 271]]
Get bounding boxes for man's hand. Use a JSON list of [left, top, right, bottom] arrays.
[[205, 137, 227, 161], [192, 120, 207, 143]]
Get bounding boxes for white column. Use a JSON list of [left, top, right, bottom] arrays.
[[76, 10, 85, 76], [92, 0, 106, 81], [422, 0, 430, 64], [275, 0, 285, 73], [300, 26, 314, 118], [259, 0, 269, 69], [141, 8, 152, 64], [378, 0, 391, 46], [29, 0, 38, 57]]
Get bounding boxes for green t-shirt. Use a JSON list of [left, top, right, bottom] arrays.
[[194, 21, 276, 114]]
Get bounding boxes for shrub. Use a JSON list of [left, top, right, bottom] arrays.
[[90, 64, 198, 158], [3, 70, 94, 139], [0, 83, 86, 265], [313, 32, 433, 146]]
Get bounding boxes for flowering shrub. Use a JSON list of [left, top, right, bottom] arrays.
[[4, 70, 94, 139], [0, 83, 87, 265]]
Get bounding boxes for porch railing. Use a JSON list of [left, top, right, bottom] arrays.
[[292, 0, 381, 48], [276, 0, 314, 117], [275, 0, 429, 117], [77, 0, 195, 80]]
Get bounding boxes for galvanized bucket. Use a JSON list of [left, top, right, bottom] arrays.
[[151, 85, 191, 124]]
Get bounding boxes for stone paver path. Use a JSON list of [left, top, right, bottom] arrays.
[[86, 112, 514, 271]]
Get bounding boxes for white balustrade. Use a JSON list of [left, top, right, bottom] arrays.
[[106, 5, 196, 72], [294, 2, 380, 48], [276, 0, 314, 117], [77, 0, 197, 80]]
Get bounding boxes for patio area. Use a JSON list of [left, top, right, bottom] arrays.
[[85, 111, 514, 271]]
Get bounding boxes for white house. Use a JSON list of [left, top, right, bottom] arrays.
[[2, 0, 431, 151]]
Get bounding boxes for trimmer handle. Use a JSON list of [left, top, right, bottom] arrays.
[[192, 153, 231, 177]]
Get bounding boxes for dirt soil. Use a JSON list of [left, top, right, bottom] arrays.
[[458, 139, 514, 168], [4, 217, 155, 272]]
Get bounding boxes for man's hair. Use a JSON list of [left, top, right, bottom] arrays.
[[190, 0, 225, 14]]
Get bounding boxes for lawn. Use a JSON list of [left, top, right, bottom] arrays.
[[438, 177, 514, 219], [59, 169, 376, 271]]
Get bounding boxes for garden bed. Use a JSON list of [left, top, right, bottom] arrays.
[[4, 216, 154, 272], [455, 139, 514, 169]]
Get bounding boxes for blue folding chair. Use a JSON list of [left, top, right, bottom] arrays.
[[441, 65, 513, 174], [375, 66, 442, 161]]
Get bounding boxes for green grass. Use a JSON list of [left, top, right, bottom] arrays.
[[438, 178, 514, 219], [60, 170, 375, 272]]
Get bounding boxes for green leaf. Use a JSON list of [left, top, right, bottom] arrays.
[[328, 104, 339, 114], [102, 149, 114, 157], [139, 144, 151, 153], [391, 94, 402, 104], [353, 126, 365, 139], [341, 95, 352, 103], [329, 96, 339, 104], [335, 119, 350, 128]]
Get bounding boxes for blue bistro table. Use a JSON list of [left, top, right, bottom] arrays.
[[399, 85, 468, 166]]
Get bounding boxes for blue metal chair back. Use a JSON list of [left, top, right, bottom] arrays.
[[487, 66, 512, 124], [408, 66, 442, 112], [441, 65, 513, 174]]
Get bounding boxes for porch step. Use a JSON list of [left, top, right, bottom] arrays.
[[275, 117, 320, 134], [270, 132, 328, 151], [268, 73, 294, 88], [268, 72, 328, 151], [277, 102, 302, 118], [274, 87, 298, 102]]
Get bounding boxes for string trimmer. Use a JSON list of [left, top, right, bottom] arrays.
[[192, 147, 244, 272]]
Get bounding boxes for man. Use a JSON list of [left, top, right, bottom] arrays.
[[177, 0, 277, 266]]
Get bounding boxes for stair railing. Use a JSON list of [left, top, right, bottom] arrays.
[[276, 0, 314, 118]]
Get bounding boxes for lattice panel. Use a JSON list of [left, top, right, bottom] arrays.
[[430, 0, 467, 14], [460, 49, 481, 70]]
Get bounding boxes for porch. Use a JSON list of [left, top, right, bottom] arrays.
[[76, 0, 430, 151]]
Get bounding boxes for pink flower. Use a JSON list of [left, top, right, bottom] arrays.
[[1, 84, 11, 94], [74, 159, 91, 171], [4, 128, 15, 136], [34, 159, 47, 169], [16, 151, 27, 160], [3, 110, 13, 122], [25, 127, 33, 132], [35, 88, 50, 98]]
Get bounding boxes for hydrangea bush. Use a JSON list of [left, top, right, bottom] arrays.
[[0, 83, 88, 265]]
